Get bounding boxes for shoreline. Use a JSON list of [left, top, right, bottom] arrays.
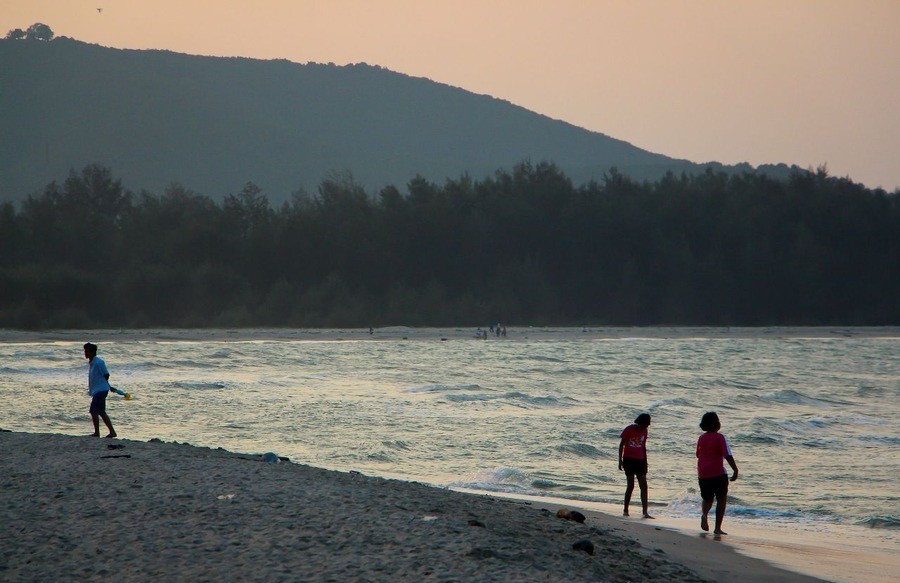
[[1, 325, 899, 343], [1, 430, 832, 583], [463, 491, 899, 583]]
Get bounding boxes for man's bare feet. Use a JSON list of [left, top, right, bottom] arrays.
[[623, 509, 630, 516], [701, 515, 709, 531], [89, 433, 100, 437], [713, 529, 727, 535], [642, 513, 655, 519], [105, 433, 117, 438]]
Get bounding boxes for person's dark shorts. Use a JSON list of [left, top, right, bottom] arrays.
[[89, 391, 108, 415], [622, 457, 648, 476], [698, 474, 729, 501]]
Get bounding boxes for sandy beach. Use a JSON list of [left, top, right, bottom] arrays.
[[1, 325, 898, 344], [1, 430, 829, 583]]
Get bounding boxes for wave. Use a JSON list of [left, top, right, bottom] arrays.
[[798, 438, 835, 448], [449, 467, 612, 502], [857, 435, 900, 445], [767, 414, 888, 436], [29, 411, 83, 424], [742, 415, 852, 439], [120, 360, 187, 371], [509, 393, 574, 407], [442, 393, 497, 403], [1, 365, 75, 377], [666, 490, 808, 520], [855, 385, 886, 397], [382, 440, 411, 450], [465, 466, 532, 489], [647, 397, 693, 409], [762, 389, 851, 407], [553, 443, 611, 459], [530, 478, 591, 492], [405, 384, 483, 394], [165, 381, 227, 390], [727, 506, 806, 519], [172, 359, 219, 369], [599, 427, 623, 440], [364, 452, 395, 462], [521, 355, 566, 364], [442, 391, 574, 408], [721, 379, 761, 390], [558, 366, 595, 375], [856, 515, 900, 530], [733, 432, 782, 444]]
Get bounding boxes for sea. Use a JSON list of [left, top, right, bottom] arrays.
[[2, 327, 897, 573]]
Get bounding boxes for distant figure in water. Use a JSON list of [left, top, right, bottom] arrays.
[[83, 342, 116, 438], [618, 413, 654, 518], [697, 411, 739, 535]]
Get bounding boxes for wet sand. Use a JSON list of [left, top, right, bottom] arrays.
[[0, 430, 829, 583], [475, 492, 899, 583]]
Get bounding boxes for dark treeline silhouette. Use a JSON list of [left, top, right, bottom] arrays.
[[1, 162, 897, 329]]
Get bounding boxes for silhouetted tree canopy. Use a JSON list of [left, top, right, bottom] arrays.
[[0, 162, 897, 329], [4, 28, 26, 41], [6, 23, 55, 41]]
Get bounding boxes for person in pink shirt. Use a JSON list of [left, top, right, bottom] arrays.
[[618, 413, 654, 518], [696, 411, 739, 534]]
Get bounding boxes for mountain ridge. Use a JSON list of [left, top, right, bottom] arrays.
[[0, 36, 797, 203]]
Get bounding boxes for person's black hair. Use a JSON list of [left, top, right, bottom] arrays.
[[699, 411, 721, 432], [634, 413, 651, 427], [83, 342, 98, 354]]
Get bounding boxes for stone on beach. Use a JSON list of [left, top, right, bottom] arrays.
[[572, 539, 595, 555], [557, 508, 586, 523]]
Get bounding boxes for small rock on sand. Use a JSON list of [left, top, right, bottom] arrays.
[[572, 539, 594, 555], [557, 509, 586, 523]]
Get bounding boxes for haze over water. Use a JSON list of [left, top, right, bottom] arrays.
[[2, 327, 897, 564]]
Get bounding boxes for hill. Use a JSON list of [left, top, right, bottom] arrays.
[[0, 36, 796, 203]]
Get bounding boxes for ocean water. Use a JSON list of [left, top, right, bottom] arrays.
[[2, 328, 898, 549]]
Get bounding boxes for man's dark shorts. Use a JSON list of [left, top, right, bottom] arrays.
[[622, 457, 648, 476], [698, 474, 729, 501], [89, 391, 108, 415]]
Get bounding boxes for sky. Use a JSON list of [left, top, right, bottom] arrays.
[[3, 0, 898, 191]]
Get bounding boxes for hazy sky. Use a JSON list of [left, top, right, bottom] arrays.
[[3, 0, 898, 190]]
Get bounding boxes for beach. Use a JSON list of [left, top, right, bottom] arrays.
[[2, 327, 897, 582], [1, 325, 898, 343], [0, 430, 828, 583]]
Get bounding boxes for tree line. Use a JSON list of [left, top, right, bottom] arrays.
[[1, 162, 897, 329]]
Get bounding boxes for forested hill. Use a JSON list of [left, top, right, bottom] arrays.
[[1, 36, 795, 204], [1, 163, 897, 328]]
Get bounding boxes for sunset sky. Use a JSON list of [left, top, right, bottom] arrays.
[[2, 0, 898, 190]]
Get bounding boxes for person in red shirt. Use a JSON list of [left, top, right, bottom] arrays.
[[618, 413, 654, 518], [696, 411, 739, 534]]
